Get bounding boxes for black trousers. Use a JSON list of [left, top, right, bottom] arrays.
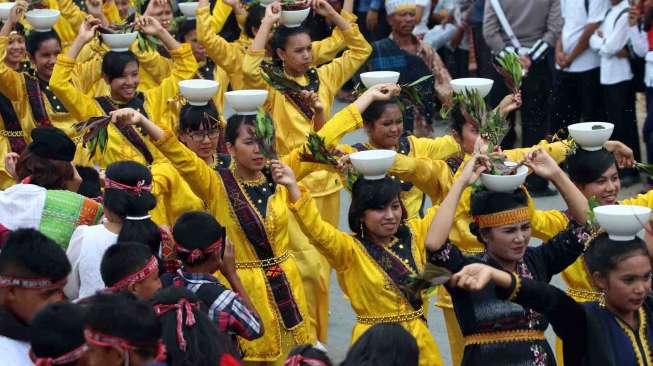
[[550, 67, 606, 134], [604, 80, 642, 164]]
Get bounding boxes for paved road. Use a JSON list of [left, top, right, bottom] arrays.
[[319, 112, 644, 364]]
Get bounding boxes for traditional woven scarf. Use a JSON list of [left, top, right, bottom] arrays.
[[175, 238, 223, 264], [108, 256, 158, 291], [260, 61, 319, 120]]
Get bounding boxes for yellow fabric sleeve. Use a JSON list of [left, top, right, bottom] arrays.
[[530, 209, 569, 241], [318, 103, 363, 148], [410, 134, 461, 160], [211, 0, 233, 33], [56, 0, 87, 36], [311, 10, 358, 66], [0, 36, 25, 102], [132, 44, 173, 90], [621, 190, 653, 207], [197, 6, 244, 76], [49, 54, 105, 122], [103, 1, 122, 24], [407, 204, 438, 254], [388, 155, 453, 204], [503, 140, 569, 164], [288, 186, 356, 271]]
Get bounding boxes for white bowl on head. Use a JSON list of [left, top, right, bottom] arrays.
[[25, 9, 60, 32], [594, 205, 652, 241], [224, 90, 269, 115], [178, 2, 198, 18], [0, 3, 15, 21], [349, 150, 397, 180], [179, 79, 219, 106], [360, 71, 400, 88], [101, 32, 138, 52], [480, 162, 528, 192], [450, 78, 494, 97], [280, 7, 310, 28], [567, 122, 614, 151]]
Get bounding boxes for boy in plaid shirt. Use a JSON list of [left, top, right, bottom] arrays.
[[162, 212, 263, 347]]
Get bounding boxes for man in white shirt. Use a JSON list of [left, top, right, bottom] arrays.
[[590, 0, 642, 185], [551, 0, 608, 132], [0, 229, 70, 366]]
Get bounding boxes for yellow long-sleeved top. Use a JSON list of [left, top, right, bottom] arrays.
[[55, 0, 122, 47], [149, 160, 206, 227], [288, 188, 443, 366], [529, 190, 653, 303], [0, 36, 102, 139], [151, 129, 328, 360], [48, 44, 198, 167], [242, 19, 371, 197], [197, 7, 353, 93]]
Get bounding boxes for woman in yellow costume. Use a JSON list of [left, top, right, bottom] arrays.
[[274, 156, 495, 366], [48, 15, 197, 167], [243, 0, 371, 344], [107, 85, 396, 364], [195, 0, 354, 95]]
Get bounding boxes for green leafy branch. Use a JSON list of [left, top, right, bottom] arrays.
[[494, 52, 523, 94], [73, 116, 110, 159], [253, 109, 278, 160]]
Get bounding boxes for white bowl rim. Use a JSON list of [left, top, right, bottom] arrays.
[[480, 162, 528, 177], [179, 79, 219, 87], [224, 90, 268, 114], [25, 9, 61, 31], [360, 71, 401, 77], [349, 149, 397, 160], [0, 3, 15, 8], [593, 204, 652, 216], [451, 77, 494, 85], [280, 7, 310, 27], [225, 89, 269, 96], [568, 122, 615, 131]]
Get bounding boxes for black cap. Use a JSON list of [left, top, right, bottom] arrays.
[[29, 126, 76, 162]]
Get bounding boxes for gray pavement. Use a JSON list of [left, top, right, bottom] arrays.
[[320, 103, 645, 364]]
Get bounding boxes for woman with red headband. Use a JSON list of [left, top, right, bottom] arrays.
[[65, 161, 163, 300]]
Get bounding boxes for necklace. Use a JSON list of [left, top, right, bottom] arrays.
[[230, 164, 266, 187]]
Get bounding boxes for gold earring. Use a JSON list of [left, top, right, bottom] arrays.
[[359, 223, 364, 239], [599, 291, 606, 308]]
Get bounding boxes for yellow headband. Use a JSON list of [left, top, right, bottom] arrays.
[[475, 207, 531, 229]]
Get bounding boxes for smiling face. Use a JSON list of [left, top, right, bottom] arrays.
[[361, 196, 403, 239], [148, 0, 173, 30], [6, 35, 26, 67], [276, 32, 313, 76], [106, 61, 139, 103], [366, 104, 403, 149], [226, 123, 266, 174], [30, 38, 61, 81], [482, 220, 532, 265], [577, 164, 621, 206], [596, 254, 652, 316]]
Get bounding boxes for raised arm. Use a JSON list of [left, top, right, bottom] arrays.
[[196, 0, 243, 75], [0, 3, 27, 101], [49, 18, 106, 121], [274, 161, 356, 271]]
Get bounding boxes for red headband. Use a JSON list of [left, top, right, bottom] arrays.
[[153, 299, 199, 352], [0, 275, 66, 289], [109, 256, 158, 291], [84, 329, 137, 352], [104, 178, 152, 196], [30, 344, 88, 366], [284, 355, 330, 366], [175, 239, 223, 264]]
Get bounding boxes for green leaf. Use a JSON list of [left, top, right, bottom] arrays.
[[406, 74, 433, 87], [98, 127, 108, 153]]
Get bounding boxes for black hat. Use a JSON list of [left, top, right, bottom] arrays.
[[566, 148, 616, 185], [29, 126, 76, 162]]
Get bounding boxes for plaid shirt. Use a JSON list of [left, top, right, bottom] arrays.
[[163, 270, 263, 342]]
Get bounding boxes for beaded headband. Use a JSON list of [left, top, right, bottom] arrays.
[[0, 275, 66, 289], [175, 238, 223, 264], [108, 256, 158, 291], [29, 344, 88, 366], [152, 298, 200, 352], [474, 207, 531, 229]]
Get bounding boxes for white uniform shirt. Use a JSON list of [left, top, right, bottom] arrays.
[[628, 25, 653, 87], [0, 336, 31, 366], [560, 0, 608, 72], [590, 0, 633, 84]]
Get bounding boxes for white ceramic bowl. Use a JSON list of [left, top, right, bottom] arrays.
[[480, 162, 528, 192], [450, 78, 494, 97], [101, 32, 138, 52], [360, 71, 400, 88], [280, 7, 310, 28], [25, 9, 60, 32], [0, 3, 15, 21], [224, 89, 269, 115], [179, 79, 219, 106], [349, 150, 397, 180], [178, 2, 198, 18], [567, 122, 614, 151], [594, 205, 652, 241]]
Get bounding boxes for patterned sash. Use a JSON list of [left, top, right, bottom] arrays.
[[24, 75, 51, 126], [216, 166, 303, 329], [0, 93, 26, 154], [39, 190, 104, 249], [359, 228, 424, 317], [260, 61, 319, 120], [95, 95, 154, 164]]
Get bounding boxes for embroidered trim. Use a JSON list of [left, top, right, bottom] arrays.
[[616, 307, 653, 366], [508, 273, 521, 301], [0, 130, 25, 137], [463, 329, 546, 346], [565, 287, 603, 302], [475, 207, 531, 229], [356, 307, 424, 324], [235, 251, 290, 269]]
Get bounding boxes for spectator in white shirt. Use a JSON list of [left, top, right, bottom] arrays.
[[551, 0, 608, 133], [590, 0, 642, 184]]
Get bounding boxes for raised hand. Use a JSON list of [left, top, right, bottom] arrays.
[[4, 152, 19, 181], [263, 1, 282, 24], [270, 160, 297, 187], [458, 154, 490, 186], [523, 148, 560, 179], [365, 83, 401, 101], [604, 140, 636, 168], [8, 0, 27, 26], [85, 0, 103, 17], [498, 92, 522, 116], [219, 238, 237, 278], [77, 17, 101, 45], [134, 14, 165, 36], [450, 263, 498, 291], [313, 0, 337, 18], [109, 108, 146, 126]]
